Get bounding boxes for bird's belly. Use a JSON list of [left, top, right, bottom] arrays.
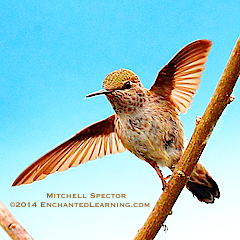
[[116, 113, 184, 168], [121, 130, 179, 168]]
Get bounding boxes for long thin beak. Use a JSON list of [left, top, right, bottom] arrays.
[[86, 89, 113, 98]]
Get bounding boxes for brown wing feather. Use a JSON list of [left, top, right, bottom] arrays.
[[12, 115, 126, 186], [150, 40, 212, 114]]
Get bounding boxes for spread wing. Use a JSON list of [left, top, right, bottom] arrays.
[[12, 115, 126, 186], [150, 40, 212, 114]]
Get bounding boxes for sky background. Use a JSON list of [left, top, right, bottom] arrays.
[[1, 0, 239, 239]]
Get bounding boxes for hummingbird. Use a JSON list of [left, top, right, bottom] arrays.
[[13, 40, 220, 203]]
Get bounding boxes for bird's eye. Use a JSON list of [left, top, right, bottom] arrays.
[[123, 81, 131, 89]]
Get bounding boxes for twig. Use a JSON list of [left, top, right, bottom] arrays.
[[0, 201, 33, 240], [134, 35, 240, 240]]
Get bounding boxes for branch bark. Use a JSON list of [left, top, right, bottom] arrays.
[[134, 35, 240, 239], [0, 201, 33, 240]]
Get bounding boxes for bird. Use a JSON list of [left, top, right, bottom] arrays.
[[12, 39, 220, 203]]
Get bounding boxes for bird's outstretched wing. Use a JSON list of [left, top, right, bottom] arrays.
[[150, 40, 212, 114], [12, 115, 125, 186]]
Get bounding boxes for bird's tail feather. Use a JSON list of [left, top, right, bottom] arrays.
[[186, 162, 220, 203]]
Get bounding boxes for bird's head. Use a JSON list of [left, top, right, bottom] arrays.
[[86, 69, 142, 97], [103, 69, 141, 90], [86, 69, 145, 113]]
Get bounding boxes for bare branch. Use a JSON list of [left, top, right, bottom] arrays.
[[0, 201, 33, 240], [134, 36, 240, 240]]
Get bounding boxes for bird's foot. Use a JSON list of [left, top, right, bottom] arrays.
[[153, 163, 168, 190], [147, 160, 169, 190], [161, 179, 167, 191], [164, 175, 171, 181]]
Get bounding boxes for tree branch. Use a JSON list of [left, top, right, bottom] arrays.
[[134, 35, 240, 239], [0, 201, 33, 240]]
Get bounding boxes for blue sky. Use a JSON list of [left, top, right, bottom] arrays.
[[1, 0, 239, 239]]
